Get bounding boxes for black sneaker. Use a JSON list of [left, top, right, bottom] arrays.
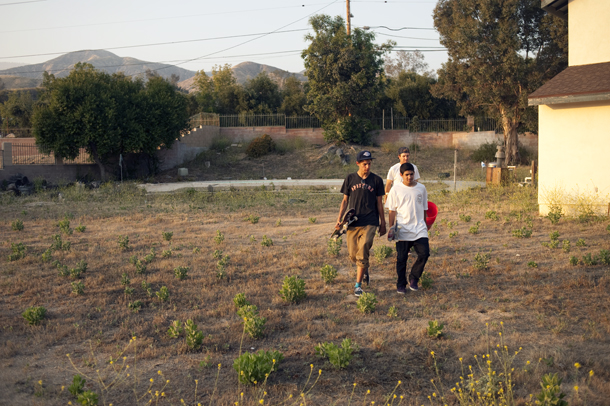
[[409, 280, 419, 291], [354, 286, 363, 297], [363, 272, 370, 286], [397, 286, 406, 294]]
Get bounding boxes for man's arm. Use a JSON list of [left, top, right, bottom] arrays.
[[335, 195, 350, 230], [377, 195, 387, 236], [384, 179, 393, 194], [389, 210, 396, 228]]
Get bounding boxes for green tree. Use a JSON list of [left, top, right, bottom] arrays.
[[193, 70, 216, 113], [279, 76, 307, 116], [302, 15, 393, 144], [242, 71, 281, 114], [33, 63, 188, 180], [386, 71, 458, 119], [432, 0, 567, 163], [193, 65, 244, 114], [0, 90, 34, 130], [385, 50, 434, 78]]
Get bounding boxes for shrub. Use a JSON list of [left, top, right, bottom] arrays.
[[473, 252, 490, 270], [315, 338, 357, 369], [512, 227, 532, 238], [156, 286, 169, 302], [569, 256, 579, 266], [547, 205, 563, 225], [174, 266, 189, 280], [427, 320, 444, 338], [308, 217, 317, 224], [162, 231, 173, 242], [167, 320, 183, 339], [576, 238, 586, 247], [77, 390, 99, 406], [357, 292, 377, 314], [117, 235, 129, 250], [320, 264, 338, 285], [470, 142, 497, 163], [11, 219, 24, 231], [237, 305, 266, 339], [245, 134, 275, 158], [459, 214, 471, 222], [214, 230, 224, 245], [233, 350, 284, 385], [420, 271, 433, 290], [75, 225, 86, 233], [535, 373, 567, 406], [8, 242, 26, 261], [244, 214, 259, 224], [261, 235, 273, 247], [279, 276, 306, 303], [485, 210, 499, 221], [23, 306, 46, 325], [387, 306, 398, 318], [68, 374, 85, 397], [51, 234, 71, 251], [128, 300, 142, 313], [184, 319, 203, 351], [233, 293, 250, 309], [213, 249, 223, 260], [57, 218, 73, 235], [41, 248, 53, 262], [468, 221, 481, 234], [562, 240, 571, 253], [327, 237, 342, 256], [527, 261, 538, 268], [71, 281, 85, 295], [162, 249, 172, 258], [373, 245, 393, 263]]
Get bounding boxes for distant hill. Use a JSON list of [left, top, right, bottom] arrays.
[[0, 75, 41, 90], [177, 61, 307, 93], [0, 50, 196, 83]]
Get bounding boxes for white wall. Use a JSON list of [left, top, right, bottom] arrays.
[[538, 100, 610, 215], [569, 0, 610, 66]]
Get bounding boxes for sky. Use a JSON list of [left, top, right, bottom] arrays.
[[0, 0, 447, 75]]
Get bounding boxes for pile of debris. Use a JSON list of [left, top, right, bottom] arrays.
[[1, 173, 34, 196], [317, 145, 356, 166]]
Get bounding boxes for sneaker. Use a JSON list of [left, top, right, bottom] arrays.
[[396, 286, 406, 294], [363, 272, 370, 286], [354, 286, 363, 297], [409, 280, 419, 291]]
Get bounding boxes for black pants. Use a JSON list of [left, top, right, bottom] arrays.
[[396, 238, 430, 288]]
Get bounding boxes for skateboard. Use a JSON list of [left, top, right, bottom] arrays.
[[387, 223, 401, 241], [331, 209, 358, 240]]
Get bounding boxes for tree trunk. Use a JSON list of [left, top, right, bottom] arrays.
[[90, 144, 106, 181], [500, 111, 519, 165]]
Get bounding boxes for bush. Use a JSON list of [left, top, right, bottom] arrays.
[[279, 275, 306, 304], [427, 320, 444, 338], [356, 292, 377, 313], [237, 305, 266, 339], [315, 338, 357, 369], [11, 219, 24, 231], [233, 350, 284, 385], [327, 237, 342, 256], [470, 142, 497, 163], [233, 293, 250, 308], [246, 134, 275, 158], [184, 319, 203, 351], [320, 264, 338, 285], [23, 306, 46, 325]]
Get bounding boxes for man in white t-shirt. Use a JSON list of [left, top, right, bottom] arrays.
[[385, 162, 430, 293], [385, 147, 420, 199]]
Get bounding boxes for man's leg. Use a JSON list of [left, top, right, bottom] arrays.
[[409, 238, 430, 285], [395, 240, 409, 291], [355, 225, 376, 284]]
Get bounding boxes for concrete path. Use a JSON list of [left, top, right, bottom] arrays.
[[139, 179, 485, 193]]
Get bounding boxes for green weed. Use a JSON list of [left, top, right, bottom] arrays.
[[8, 242, 26, 261], [162, 231, 173, 243], [308, 217, 317, 224], [11, 219, 24, 231], [473, 252, 490, 270], [244, 214, 260, 224], [420, 271, 433, 290], [22, 306, 46, 325], [167, 320, 183, 339], [485, 210, 499, 221], [576, 238, 586, 247], [459, 214, 471, 222], [356, 292, 377, 314], [233, 293, 250, 309], [320, 264, 338, 285], [237, 305, 267, 339], [214, 230, 224, 245], [117, 235, 129, 250], [233, 350, 283, 386], [261, 235, 273, 247], [174, 266, 189, 280], [315, 338, 357, 369], [373, 245, 393, 263], [279, 275, 306, 304], [512, 227, 532, 238], [427, 320, 444, 338], [75, 225, 86, 233], [468, 221, 481, 234], [327, 237, 342, 256], [184, 319, 204, 351]]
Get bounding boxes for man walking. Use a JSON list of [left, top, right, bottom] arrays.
[[385, 147, 420, 197], [335, 151, 386, 297], [386, 163, 430, 293]]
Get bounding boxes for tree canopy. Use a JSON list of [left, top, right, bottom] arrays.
[[33, 63, 189, 180], [302, 15, 393, 144], [432, 0, 567, 163]]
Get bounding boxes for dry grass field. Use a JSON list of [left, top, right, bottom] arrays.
[[1, 179, 609, 406]]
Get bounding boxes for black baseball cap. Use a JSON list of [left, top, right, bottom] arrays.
[[356, 150, 374, 162]]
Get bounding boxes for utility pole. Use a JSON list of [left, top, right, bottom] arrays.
[[346, 0, 351, 35]]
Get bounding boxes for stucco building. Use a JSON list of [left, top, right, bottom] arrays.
[[529, 0, 610, 216]]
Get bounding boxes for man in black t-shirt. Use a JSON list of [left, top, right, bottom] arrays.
[[335, 150, 386, 297]]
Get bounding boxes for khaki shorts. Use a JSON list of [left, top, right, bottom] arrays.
[[346, 225, 377, 268]]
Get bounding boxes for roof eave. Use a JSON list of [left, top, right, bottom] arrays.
[[541, 0, 568, 20], [529, 91, 610, 106]]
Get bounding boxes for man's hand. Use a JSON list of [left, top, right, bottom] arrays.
[[335, 220, 342, 231], [378, 223, 387, 237]]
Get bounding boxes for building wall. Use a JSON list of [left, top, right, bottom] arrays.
[[569, 0, 610, 66], [537, 100, 610, 215]]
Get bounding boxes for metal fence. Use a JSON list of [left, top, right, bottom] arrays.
[[11, 143, 55, 164], [4, 143, 92, 165], [188, 113, 500, 133]]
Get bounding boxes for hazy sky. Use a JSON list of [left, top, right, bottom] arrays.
[[0, 0, 447, 74]]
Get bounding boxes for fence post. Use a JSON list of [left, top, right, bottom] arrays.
[[3, 142, 12, 166]]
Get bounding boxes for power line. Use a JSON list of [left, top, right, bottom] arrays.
[[0, 29, 311, 60], [0, 0, 46, 6], [375, 32, 438, 40], [0, 2, 343, 34]]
